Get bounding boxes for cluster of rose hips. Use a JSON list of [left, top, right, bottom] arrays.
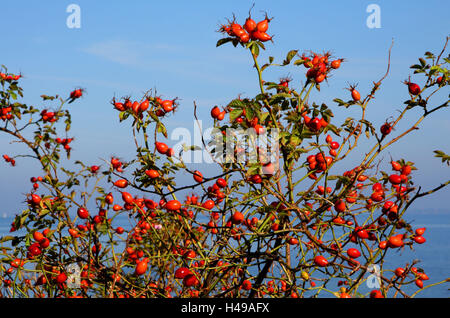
[[110, 157, 124, 173], [302, 111, 329, 133], [220, 13, 272, 43], [306, 152, 334, 180], [154, 97, 177, 116], [206, 177, 227, 203], [331, 215, 355, 227], [155, 141, 175, 157], [30, 176, 43, 190], [301, 51, 344, 83], [325, 134, 340, 157], [192, 170, 228, 203], [394, 264, 429, 289], [105, 191, 158, 221], [366, 181, 386, 205], [387, 160, 413, 198], [119, 191, 149, 214], [93, 178, 239, 279], [258, 279, 291, 295], [45, 264, 92, 292], [74, 206, 109, 233], [113, 96, 177, 118], [26, 194, 62, 212], [40, 109, 58, 123], [55, 137, 74, 153], [2, 154, 15, 166], [378, 229, 425, 251], [246, 162, 276, 185], [175, 266, 200, 288], [328, 160, 427, 255], [210, 105, 226, 121], [378, 230, 405, 250], [113, 98, 149, 114], [0, 72, 21, 81], [0, 106, 13, 121], [176, 260, 248, 294], [228, 108, 266, 135], [111, 176, 219, 218], [126, 246, 147, 264], [27, 229, 51, 259], [7, 259, 25, 277]]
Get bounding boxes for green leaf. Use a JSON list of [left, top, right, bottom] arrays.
[[255, 41, 266, 50], [283, 50, 298, 65], [269, 93, 291, 105], [216, 37, 233, 47], [38, 209, 50, 217], [149, 111, 159, 122], [229, 109, 243, 122], [228, 99, 245, 109], [157, 122, 168, 138], [264, 82, 280, 90], [324, 123, 341, 136], [245, 107, 256, 121], [293, 59, 306, 66], [40, 94, 57, 101], [260, 112, 270, 122], [424, 51, 435, 59], [419, 58, 427, 67], [289, 135, 302, 147], [250, 42, 260, 58], [333, 98, 349, 107], [119, 111, 129, 121], [0, 236, 15, 243], [434, 150, 450, 166], [247, 164, 260, 176], [429, 65, 444, 76]]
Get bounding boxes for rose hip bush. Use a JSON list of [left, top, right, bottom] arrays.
[[1, 11, 449, 298]]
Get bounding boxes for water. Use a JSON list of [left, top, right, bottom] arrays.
[[1, 212, 449, 298], [381, 213, 450, 298]]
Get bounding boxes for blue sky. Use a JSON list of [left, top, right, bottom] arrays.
[[0, 0, 449, 216]]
